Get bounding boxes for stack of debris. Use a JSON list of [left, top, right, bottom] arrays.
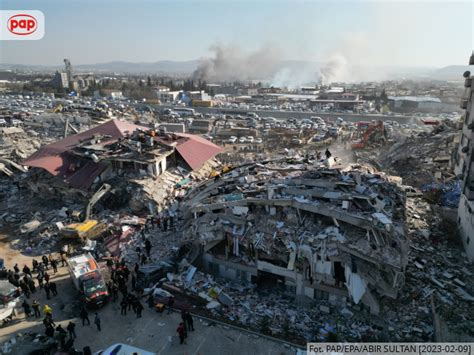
[[358, 121, 459, 189]]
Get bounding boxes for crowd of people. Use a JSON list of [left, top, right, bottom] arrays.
[[3, 229, 199, 352]]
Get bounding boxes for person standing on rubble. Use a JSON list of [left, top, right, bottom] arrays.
[[80, 307, 90, 326], [45, 324, 54, 338], [135, 300, 144, 318], [32, 300, 41, 318], [176, 322, 187, 345], [120, 298, 128, 315], [67, 321, 76, 339], [140, 254, 147, 266], [49, 281, 58, 296], [127, 293, 136, 312], [147, 294, 154, 308], [145, 238, 152, 258], [185, 311, 194, 332], [44, 271, 50, 283], [44, 282, 51, 300], [14, 264, 20, 274], [22, 264, 32, 278], [325, 148, 332, 159], [51, 259, 58, 274], [37, 272, 44, 289], [111, 283, 118, 302], [22, 300, 32, 317], [59, 250, 67, 267], [42, 255, 49, 270], [20, 280, 30, 299], [27, 277, 36, 294], [32, 259, 39, 272], [131, 273, 136, 291], [38, 262, 45, 275], [94, 313, 101, 331], [56, 324, 67, 348], [48, 254, 55, 265], [167, 296, 174, 314]]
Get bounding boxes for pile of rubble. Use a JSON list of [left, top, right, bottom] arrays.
[[104, 157, 473, 343], [357, 121, 459, 189]]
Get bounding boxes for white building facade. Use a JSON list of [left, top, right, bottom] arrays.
[[455, 53, 474, 262]]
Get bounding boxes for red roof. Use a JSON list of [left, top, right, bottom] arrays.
[[23, 119, 222, 184], [23, 119, 143, 176], [174, 133, 223, 170]]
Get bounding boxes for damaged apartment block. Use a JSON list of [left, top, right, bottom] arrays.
[[182, 161, 408, 314], [21, 119, 223, 207]]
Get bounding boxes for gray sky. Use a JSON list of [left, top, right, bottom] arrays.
[[1, 0, 473, 67]]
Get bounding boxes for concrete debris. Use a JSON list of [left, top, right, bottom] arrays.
[[1, 109, 473, 345]]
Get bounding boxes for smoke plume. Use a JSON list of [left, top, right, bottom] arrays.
[[193, 44, 280, 82], [319, 54, 349, 85]]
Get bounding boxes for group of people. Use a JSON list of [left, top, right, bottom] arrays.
[[79, 307, 102, 331], [176, 310, 195, 345], [146, 212, 176, 233], [6, 239, 203, 350]]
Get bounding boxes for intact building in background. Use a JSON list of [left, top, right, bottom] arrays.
[[455, 52, 474, 262]]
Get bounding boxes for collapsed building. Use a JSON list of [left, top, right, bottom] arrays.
[[178, 161, 408, 314], [21, 119, 223, 210]]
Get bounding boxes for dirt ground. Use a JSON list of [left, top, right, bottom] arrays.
[[0, 231, 297, 355]]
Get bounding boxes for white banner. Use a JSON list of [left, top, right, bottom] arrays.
[[0, 10, 45, 40]]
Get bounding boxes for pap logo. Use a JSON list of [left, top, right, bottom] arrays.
[[0, 10, 44, 40], [8, 14, 38, 35]]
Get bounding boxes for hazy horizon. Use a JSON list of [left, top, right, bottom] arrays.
[[1, 0, 473, 69]]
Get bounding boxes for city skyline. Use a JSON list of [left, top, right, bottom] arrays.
[[1, 0, 473, 68]]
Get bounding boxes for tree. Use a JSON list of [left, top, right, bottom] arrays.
[[147, 76, 152, 87]]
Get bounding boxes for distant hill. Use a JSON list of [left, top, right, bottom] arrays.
[[0, 60, 469, 81], [75, 60, 200, 74], [431, 65, 471, 80], [0, 60, 201, 74]]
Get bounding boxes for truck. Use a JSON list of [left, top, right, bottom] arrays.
[[191, 99, 213, 107], [67, 253, 108, 307]]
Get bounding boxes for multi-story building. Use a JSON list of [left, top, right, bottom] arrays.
[[454, 52, 474, 262], [52, 71, 69, 90]]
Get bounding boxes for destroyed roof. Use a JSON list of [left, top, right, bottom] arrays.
[[23, 119, 143, 176], [173, 133, 223, 170], [22, 119, 223, 188]]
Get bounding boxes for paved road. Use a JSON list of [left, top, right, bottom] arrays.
[[155, 104, 414, 124], [0, 253, 299, 355]]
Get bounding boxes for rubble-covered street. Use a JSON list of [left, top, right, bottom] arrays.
[[1, 108, 473, 355], [1, 70, 474, 354]]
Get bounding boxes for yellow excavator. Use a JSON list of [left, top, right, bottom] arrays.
[[209, 165, 233, 179], [52, 104, 63, 113], [61, 184, 111, 241]]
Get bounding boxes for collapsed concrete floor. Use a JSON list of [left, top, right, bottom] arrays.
[[1, 147, 473, 344]]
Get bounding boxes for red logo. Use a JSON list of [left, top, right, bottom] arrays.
[[8, 14, 38, 35]]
